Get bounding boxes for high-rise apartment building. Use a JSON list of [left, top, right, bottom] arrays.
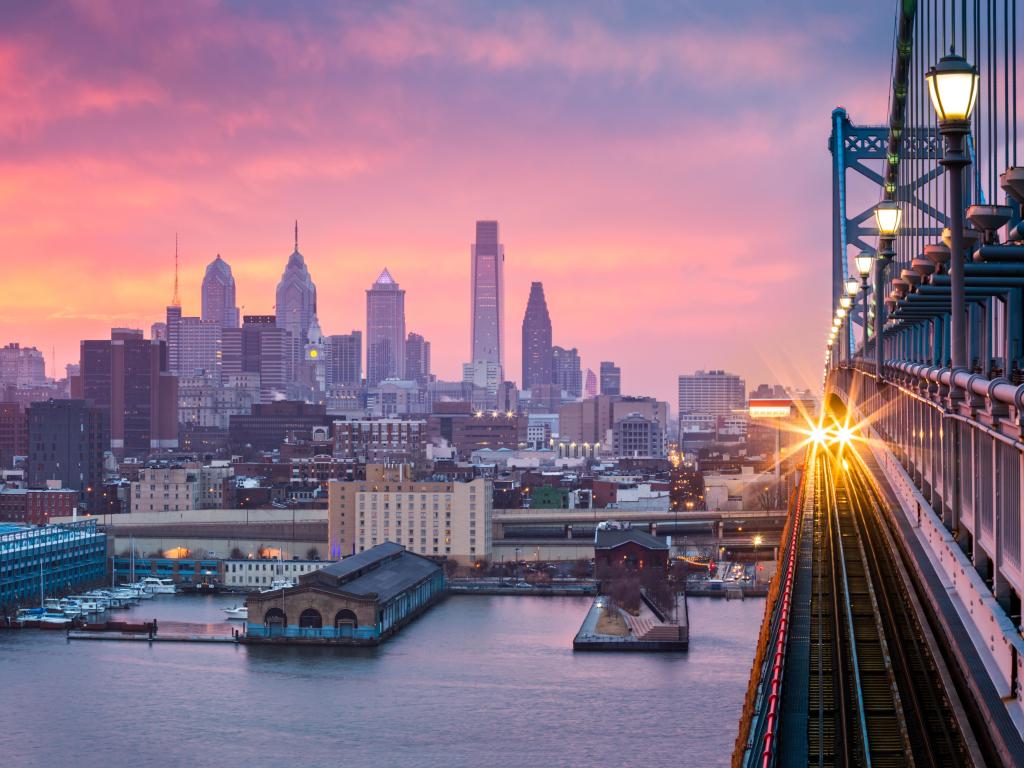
[[366, 268, 406, 385], [275, 222, 318, 379], [175, 318, 223, 382], [405, 332, 431, 385], [521, 281, 552, 390], [677, 370, 746, 416], [0, 343, 47, 387], [552, 346, 582, 399], [599, 361, 621, 396], [327, 332, 362, 386], [201, 254, 240, 328], [80, 329, 177, 457], [26, 399, 107, 508], [327, 464, 492, 564], [241, 315, 292, 403], [470, 220, 505, 372]]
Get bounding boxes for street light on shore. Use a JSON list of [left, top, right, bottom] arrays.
[[752, 535, 763, 585], [926, 49, 979, 372]]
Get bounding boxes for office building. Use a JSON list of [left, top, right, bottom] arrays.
[[366, 268, 406, 385], [26, 399, 107, 507], [677, 370, 746, 416], [405, 332, 431, 386], [80, 329, 178, 457], [0, 403, 27, 469], [241, 315, 292, 403], [521, 281, 553, 390], [201, 254, 240, 328], [327, 332, 362, 386], [275, 222, 318, 378], [612, 412, 665, 458], [0, 520, 107, 610], [333, 419, 428, 465], [552, 346, 582, 398], [0, 343, 46, 388], [600, 361, 621, 396], [470, 220, 505, 371], [228, 401, 328, 452]]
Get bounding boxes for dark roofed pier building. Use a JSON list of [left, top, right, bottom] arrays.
[[244, 543, 444, 645]]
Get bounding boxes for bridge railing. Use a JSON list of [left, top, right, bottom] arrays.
[[731, 465, 808, 768]]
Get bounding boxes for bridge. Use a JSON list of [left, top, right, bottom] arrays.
[[736, 3, 1024, 766]]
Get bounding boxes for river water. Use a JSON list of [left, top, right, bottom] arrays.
[[0, 594, 762, 768]]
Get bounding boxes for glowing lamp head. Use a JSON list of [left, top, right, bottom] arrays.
[[839, 296, 853, 310], [855, 251, 874, 278], [926, 51, 979, 123], [874, 200, 903, 237], [845, 277, 860, 297], [833, 317, 842, 328], [835, 426, 854, 445], [836, 307, 847, 318], [810, 425, 828, 444]]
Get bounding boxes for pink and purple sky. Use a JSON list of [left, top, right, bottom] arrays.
[[0, 1, 893, 405]]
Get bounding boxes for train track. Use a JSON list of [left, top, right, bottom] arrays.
[[806, 445, 974, 767]]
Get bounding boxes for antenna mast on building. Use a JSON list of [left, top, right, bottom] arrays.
[[171, 233, 181, 308]]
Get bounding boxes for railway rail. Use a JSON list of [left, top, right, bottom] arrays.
[[806, 444, 974, 767]]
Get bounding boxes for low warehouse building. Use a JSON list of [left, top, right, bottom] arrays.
[[244, 542, 444, 645]]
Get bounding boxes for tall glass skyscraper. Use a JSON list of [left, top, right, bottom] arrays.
[[470, 220, 504, 372], [521, 281, 552, 390], [275, 222, 317, 379], [201, 254, 240, 328], [366, 268, 406, 385]]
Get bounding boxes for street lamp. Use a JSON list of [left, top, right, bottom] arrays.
[[855, 251, 874, 355], [873, 200, 903, 377], [927, 50, 979, 372], [752, 534, 763, 585]]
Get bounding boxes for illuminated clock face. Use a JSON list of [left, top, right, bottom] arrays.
[[308, 348, 319, 358]]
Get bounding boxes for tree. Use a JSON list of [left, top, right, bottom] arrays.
[[230, 547, 244, 560], [306, 546, 320, 560], [443, 559, 460, 578]]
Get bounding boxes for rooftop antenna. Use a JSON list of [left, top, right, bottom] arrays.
[[294, 220, 299, 252], [171, 233, 181, 308]]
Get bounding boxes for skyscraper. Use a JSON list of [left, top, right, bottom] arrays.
[[600, 361, 621, 396], [405, 332, 431, 385], [27, 399, 107, 508], [80, 329, 177, 457], [327, 332, 362, 386], [521, 282, 552, 390], [201, 254, 240, 328], [584, 369, 597, 399], [552, 346, 582, 399], [275, 221, 317, 380], [470, 220, 505, 372], [241, 315, 292, 403], [366, 268, 406, 385], [677, 370, 746, 416]]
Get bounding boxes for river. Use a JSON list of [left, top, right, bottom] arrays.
[[0, 593, 762, 768]]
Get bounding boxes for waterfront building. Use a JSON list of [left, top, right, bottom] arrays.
[[27, 399, 107, 509], [244, 542, 445, 645], [220, 558, 325, 589], [600, 361, 621, 396], [594, 527, 669, 574], [521, 281, 552, 390], [228, 401, 329, 452], [332, 419, 427, 466], [677, 369, 746, 417], [201, 254, 240, 328], [0, 343, 47, 388], [327, 464, 492, 564], [405, 332, 431, 386], [366, 268, 406, 385], [552, 346, 582, 399], [470, 220, 505, 372], [275, 223, 318, 380], [80, 329, 178, 457], [132, 466, 200, 513], [0, 520, 107, 611], [327, 331, 362, 387], [0, 403, 27, 469]]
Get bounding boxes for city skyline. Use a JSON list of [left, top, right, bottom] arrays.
[[0, 2, 895, 406]]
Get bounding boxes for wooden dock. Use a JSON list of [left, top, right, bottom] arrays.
[[68, 620, 239, 644]]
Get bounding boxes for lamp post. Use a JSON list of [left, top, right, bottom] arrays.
[[855, 251, 874, 358], [926, 50, 979, 372], [842, 281, 857, 364], [874, 200, 903, 377], [752, 534, 763, 585]]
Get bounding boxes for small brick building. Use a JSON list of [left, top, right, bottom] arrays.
[[594, 528, 669, 573]]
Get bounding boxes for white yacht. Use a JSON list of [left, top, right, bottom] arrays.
[[222, 605, 248, 620], [140, 577, 177, 595], [259, 578, 296, 594]]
